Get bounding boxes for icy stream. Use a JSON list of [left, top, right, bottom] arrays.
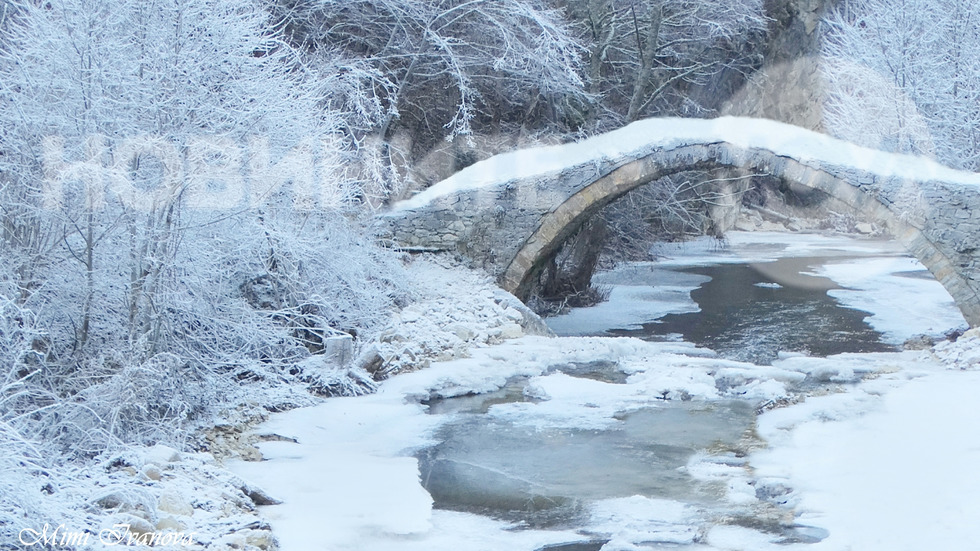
[[609, 257, 896, 364], [421, 381, 755, 528], [233, 231, 974, 551], [411, 232, 966, 548]]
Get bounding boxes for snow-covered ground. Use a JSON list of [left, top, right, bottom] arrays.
[[349, 254, 550, 380], [753, 357, 980, 551], [817, 256, 961, 343], [229, 233, 980, 551]]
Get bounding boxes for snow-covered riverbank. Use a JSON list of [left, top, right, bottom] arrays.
[[753, 342, 980, 551], [226, 232, 980, 551], [230, 339, 980, 550]]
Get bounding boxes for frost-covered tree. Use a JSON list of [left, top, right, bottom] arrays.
[[0, 0, 405, 452], [269, 0, 589, 146], [566, 0, 768, 125], [821, 0, 980, 170]]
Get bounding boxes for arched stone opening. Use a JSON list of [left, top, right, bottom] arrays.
[[500, 143, 980, 326]]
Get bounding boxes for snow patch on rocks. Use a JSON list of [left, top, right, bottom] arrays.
[[932, 328, 980, 370], [20, 446, 282, 551], [355, 254, 552, 379]]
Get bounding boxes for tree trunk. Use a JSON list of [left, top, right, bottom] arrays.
[[626, 3, 663, 121]]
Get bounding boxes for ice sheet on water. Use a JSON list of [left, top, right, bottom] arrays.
[[725, 231, 907, 257], [229, 335, 751, 550], [488, 371, 656, 430], [546, 285, 701, 336], [546, 263, 709, 337], [652, 231, 907, 268], [753, 282, 782, 289], [815, 256, 966, 343]]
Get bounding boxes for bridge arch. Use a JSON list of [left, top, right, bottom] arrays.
[[382, 118, 980, 326]]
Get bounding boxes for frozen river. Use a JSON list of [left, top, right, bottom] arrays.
[[232, 232, 979, 551], [415, 232, 965, 548]]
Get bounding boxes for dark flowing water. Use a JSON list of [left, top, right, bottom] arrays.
[[609, 256, 896, 364]]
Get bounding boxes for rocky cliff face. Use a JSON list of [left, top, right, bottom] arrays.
[[702, 0, 848, 235], [721, 0, 839, 130], [764, 0, 836, 61]]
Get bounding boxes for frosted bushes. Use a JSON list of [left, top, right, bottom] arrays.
[[0, 0, 404, 369], [0, 354, 209, 459], [0, 428, 61, 546], [79, 355, 207, 450], [270, 0, 588, 143], [0, 295, 40, 381], [166, 211, 408, 366], [0, 213, 409, 541], [0, 211, 408, 457], [0, 0, 417, 539], [0, 293, 86, 544], [0, 288, 63, 455], [245, 211, 408, 338], [11, 212, 405, 448], [79, 213, 406, 444]]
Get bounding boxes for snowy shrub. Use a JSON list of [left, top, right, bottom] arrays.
[[0, 0, 414, 537], [269, 0, 589, 143], [0, 295, 39, 380], [0, 424, 54, 546], [0, 289, 85, 543], [77, 355, 207, 450]]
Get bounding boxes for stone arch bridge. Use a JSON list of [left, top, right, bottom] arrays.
[[378, 117, 980, 326]]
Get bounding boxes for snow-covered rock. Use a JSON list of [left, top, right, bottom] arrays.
[[361, 254, 552, 379], [932, 328, 980, 370], [144, 444, 181, 466]]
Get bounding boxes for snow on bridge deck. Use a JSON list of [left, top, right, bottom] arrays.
[[392, 117, 980, 212]]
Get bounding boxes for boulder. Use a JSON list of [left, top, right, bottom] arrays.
[[143, 445, 181, 466], [155, 516, 187, 532], [495, 323, 524, 340], [157, 492, 194, 517], [321, 333, 354, 366], [492, 289, 555, 337], [451, 323, 476, 341], [354, 344, 384, 376]]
